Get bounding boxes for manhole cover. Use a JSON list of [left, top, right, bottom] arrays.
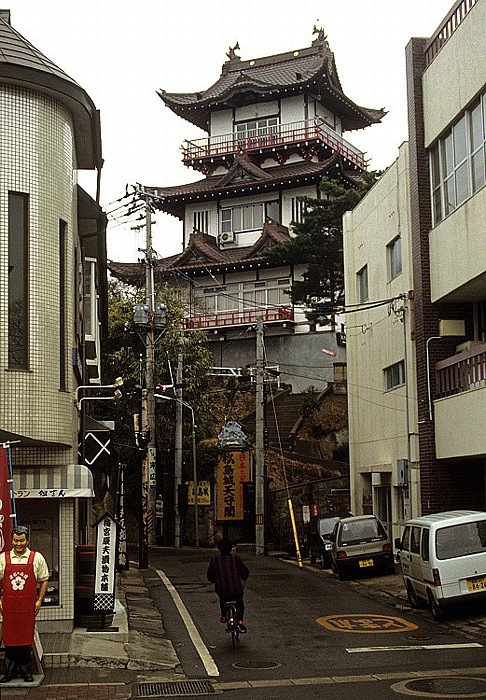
[[391, 676, 486, 697], [232, 661, 281, 670], [405, 634, 432, 641], [137, 680, 216, 697]]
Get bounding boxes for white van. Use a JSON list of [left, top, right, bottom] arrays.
[[396, 510, 486, 619]]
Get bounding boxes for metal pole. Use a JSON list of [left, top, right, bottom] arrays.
[[255, 318, 265, 555], [191, 408, 199, 548], [139, 388, 149, 569], [174, 353, 183, 547]]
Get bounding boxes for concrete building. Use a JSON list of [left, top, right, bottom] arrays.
[[0, 10, 106, 631], [343, 0, 485, 540], [110, 29, 384, 392]]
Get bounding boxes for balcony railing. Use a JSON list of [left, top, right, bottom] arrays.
[[436, 342, 486, 397], [425, 0, 478, 66], [184, 306, 294, 330], [182, 118, 365, 170]]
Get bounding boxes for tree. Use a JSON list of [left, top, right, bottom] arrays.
[[100, 280, 215, 534], [265, 173, 381, 324]]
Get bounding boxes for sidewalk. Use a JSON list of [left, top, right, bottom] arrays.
[[1, 567, 182, 699]]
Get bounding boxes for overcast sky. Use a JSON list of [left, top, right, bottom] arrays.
[[8, 0, 453, 262]]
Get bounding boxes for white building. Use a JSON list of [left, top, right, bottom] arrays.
[[343, 0, 485, 540]]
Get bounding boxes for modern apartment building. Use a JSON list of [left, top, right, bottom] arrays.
[[343, 0, 485, 540]]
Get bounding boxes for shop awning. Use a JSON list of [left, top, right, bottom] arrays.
[[13, 464, 94, 499]]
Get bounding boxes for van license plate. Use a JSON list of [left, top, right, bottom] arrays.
[[467, 577, 486, 591], [359, 559, 374, 568]]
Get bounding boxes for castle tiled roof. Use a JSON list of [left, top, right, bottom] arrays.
[[146, 152, 362, 219], [108, 219, 292, 286], [0, 10, 101, 169], [158, 34, 385, 133]]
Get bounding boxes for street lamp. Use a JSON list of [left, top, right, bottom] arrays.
[[154, 393, 199, 548], [76, 377, 124, 410]]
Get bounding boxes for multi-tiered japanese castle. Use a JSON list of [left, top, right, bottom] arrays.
[[110, 28, 385, 390]]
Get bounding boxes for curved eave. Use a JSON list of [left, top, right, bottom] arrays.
[[0, 63, 102, 170], [148, 162, 361, 219], [159, 67, 385, 134]]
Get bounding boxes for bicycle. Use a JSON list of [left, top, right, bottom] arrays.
[[225, 601, 240, 649]]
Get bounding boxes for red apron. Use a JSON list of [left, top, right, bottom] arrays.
[[2, 550, 37, 646]]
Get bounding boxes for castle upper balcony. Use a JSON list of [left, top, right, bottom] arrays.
[[182, 117, 365, 173]]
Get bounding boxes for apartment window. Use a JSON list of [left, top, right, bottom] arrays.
[[83, 258, 96, 339], [385, 360, 405, 391], [357, 265, 369, 303], [193, 210, 209, 233], [59, 220, 67, 391], [430, 91, 486, 225], [387, 236, 402, 281], [220, 201, 278, 233], [8, 191, 29, 369]]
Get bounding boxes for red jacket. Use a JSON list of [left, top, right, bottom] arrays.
[[207, 553, 249, 596]]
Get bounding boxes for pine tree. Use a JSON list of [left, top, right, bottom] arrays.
[[265, 174, 380, 324]]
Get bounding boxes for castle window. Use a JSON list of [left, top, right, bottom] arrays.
[[236, 117, 278, 146], [221, 201, 278, 233], [193, 210, 209, 233]]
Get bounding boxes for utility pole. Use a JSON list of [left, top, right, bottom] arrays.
[[255, 318, 265, 555], [144, 200, 157, 546], [174, 353, 183, 547]]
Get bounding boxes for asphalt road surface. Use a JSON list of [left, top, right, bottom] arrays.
[[145, 548, 486, 699]]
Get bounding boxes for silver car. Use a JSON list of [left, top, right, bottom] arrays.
[[331, 515, 395, 580]]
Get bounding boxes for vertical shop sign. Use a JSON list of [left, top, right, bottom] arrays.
[[116, 465, 128, 571], [94, 512, 117, 612], [216, 451, 244, 520], [0, 447, 14, 552]]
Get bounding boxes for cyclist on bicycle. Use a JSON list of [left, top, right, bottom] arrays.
[[207, 539, 249, 632]]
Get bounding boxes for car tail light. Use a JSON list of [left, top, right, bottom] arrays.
[[382, 543, 392, 552], [433, 568, 441, 586], [337, 551, 347, 559]]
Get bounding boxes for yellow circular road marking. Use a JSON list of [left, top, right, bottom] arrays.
[[317, 614, 418, 633]]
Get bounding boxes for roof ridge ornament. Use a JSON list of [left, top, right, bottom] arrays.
[[226, 42, 241, 61], [312, 23, 329, 48]]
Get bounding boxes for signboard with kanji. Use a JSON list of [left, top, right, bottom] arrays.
[[94, 512, 117, 613], [187, 480, 211, 505], [216, 451, 251, 521]]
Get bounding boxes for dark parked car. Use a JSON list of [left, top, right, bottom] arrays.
[[330, 514, 395, 580], [307, 516, 341, 568]]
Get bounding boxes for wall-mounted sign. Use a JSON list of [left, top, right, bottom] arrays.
[[187, 480, 211, 505]]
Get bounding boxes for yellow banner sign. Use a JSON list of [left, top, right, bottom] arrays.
[[187, 480, 211, 506], [216, 451, 250, 521]]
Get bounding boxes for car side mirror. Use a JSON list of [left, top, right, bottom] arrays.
[[394, 537, 402, 550]]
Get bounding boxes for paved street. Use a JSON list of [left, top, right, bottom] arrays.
[[146, 547, 486, 698], [3, 547, 486, 699]]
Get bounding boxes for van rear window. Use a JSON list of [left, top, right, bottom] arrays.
[[436, 520, 486, 560], [339, 518, 386, 545]]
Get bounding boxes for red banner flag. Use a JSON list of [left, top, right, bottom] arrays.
[[0, 447, 14, 552]]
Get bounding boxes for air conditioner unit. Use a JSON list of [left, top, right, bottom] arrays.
[[456, 340, 483, 353], [218, 231, 236, 245]]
